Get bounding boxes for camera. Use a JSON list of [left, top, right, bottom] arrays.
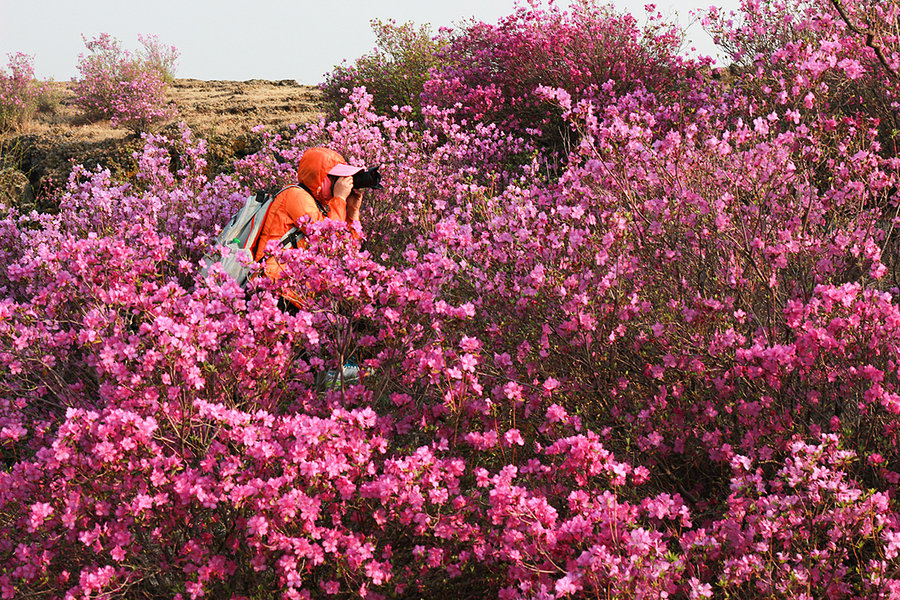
[[353, 165, 383, 190]]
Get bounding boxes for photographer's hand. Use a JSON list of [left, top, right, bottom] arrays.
[[333, 176, 354, 201], [346, 189, 364, 222]]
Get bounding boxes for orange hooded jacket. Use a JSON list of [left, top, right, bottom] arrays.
[[253, 147, 361, 283]]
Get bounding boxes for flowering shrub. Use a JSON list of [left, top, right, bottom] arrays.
[[72, 33, 178, 132], [137, 34, 180, 84], [6, 0, 900, 598], [0, 53, 57, 132], [320, 19, 448, 120]]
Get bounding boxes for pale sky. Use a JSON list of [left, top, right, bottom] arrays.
[[0, 0, 739, 84]]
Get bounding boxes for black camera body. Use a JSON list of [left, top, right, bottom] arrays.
[[353, 166, 383, 190]]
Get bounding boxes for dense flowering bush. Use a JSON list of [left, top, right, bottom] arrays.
[[0, 53, 58, 132], [72, 33, 178, 132], [703, 0, 900, 153], [6, 0, 900, 598], [421, 1, 693, 147]]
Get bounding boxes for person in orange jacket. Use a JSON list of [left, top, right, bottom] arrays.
[[253, 147, 366, 308]]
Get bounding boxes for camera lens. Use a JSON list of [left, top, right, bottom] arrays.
[[352, 166, 383, 190]]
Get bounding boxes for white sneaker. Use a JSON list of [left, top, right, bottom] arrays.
[[341, 364, 360, 382]]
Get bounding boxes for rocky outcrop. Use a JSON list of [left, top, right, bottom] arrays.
[[0, 168, 32, 214]]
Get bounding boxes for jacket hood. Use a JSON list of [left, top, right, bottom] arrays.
[[297, 147, 347, 202]]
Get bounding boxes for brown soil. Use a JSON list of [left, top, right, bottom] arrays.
[[0, 79, 325, 212]]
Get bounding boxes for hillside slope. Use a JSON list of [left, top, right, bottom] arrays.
[[0, 79, 325, 212]]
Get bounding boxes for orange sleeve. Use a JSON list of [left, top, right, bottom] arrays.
[[324, 194, 363, 239], [282, 187, 359, 233], [327, 195, 348, 223]]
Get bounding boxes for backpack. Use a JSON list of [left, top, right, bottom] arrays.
[[201, 185, 303, 286]]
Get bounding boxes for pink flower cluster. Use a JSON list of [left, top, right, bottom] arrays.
[[4, 0, 900, 598]]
